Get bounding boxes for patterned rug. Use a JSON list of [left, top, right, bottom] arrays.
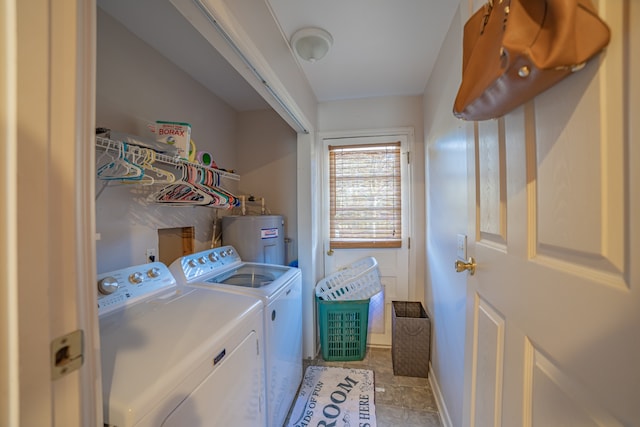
[[286, 366, 376, 427]]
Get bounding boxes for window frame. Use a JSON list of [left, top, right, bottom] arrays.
[[328, 141, 403, 249], [321, 131, 411, 255]]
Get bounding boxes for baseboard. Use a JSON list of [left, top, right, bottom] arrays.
[[428, 362, 453, 427]]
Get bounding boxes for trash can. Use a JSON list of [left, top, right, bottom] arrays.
[[392, 301, 430, 377]]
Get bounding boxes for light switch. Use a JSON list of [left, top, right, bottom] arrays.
[[456, 234, 467, 260]]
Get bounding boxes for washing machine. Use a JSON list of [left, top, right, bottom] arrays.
[[98, 262, 266, 427], [170, 246, 302, 427]]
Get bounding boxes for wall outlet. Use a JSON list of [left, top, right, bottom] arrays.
[[456, 234, 467, 260], [146, 248, 157, 263]]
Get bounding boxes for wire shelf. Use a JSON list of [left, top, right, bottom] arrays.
[[95, 136, 239, 181]]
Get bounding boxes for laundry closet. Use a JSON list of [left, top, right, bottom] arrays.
[[95, 3, 298, 272], [94, 2, 302, 426]]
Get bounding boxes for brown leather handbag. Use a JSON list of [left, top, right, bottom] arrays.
[[453, 0, 610, 121]]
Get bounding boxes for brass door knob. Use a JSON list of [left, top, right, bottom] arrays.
[[327, 248, 334, 256], [455, 257, 476, 275]]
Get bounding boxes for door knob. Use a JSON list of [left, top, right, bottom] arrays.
[[455, 257, 476, 275], [327, 248, 334, 256]]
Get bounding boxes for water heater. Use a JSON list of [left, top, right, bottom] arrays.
[[221, 215, 285, 265]]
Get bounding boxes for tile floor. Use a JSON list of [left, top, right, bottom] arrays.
[[285, 347, 443, 427]]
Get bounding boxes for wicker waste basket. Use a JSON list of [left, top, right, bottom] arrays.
[[392, 301, 430, 377]]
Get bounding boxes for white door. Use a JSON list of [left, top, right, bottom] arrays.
[[462, 2, 639, 425], [322, 130, 412, 347], [1, 1, 99, 425]]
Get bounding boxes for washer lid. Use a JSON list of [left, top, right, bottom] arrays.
[[99, 288, 262, 427], [208, 264, 290, 287], [203, 263, 301, 299]]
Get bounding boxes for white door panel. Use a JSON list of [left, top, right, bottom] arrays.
[[322, 132, 412, 347], [464, 1, 638, 425]]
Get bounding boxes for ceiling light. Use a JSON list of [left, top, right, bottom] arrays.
[[291, 28, 333, 63]]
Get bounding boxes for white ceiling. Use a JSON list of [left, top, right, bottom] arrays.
[[98, 0, 458, 111], [266, 0, 459, 103]]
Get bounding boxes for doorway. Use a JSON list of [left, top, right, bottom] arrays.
[[322, 130, 412, 346]]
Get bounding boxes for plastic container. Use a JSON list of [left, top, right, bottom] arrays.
[[317, 297, 369, 361], [315, 257, 382, 301]]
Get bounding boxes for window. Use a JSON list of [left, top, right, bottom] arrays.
[[329, 142, 402, 249]]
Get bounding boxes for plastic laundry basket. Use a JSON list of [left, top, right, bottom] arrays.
[[317, 297, 369, 361], [315, 257, 382, 301]]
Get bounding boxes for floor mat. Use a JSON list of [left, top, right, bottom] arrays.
[[286, 366, 376, 427]]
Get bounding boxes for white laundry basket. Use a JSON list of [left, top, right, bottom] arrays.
[[315, 257, 382, 301]]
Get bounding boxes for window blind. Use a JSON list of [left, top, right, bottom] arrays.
[[329, 142, 402, 249]]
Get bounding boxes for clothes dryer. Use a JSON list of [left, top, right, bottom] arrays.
[[170, 246, 302, 427], [98, 262, 265, 427]]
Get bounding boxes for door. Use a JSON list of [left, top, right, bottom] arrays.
[[1, 1, 99, 425], [462, 2, 639, 426], [322, 130, 412, 346]]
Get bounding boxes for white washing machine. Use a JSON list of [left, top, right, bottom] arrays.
[[170, 246, 302, 427], [98, 262, 266, 427]]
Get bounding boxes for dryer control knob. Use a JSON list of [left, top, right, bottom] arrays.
[[226, 249, 234, 256], [147, 267, 160, 278], [98, 276, 119, 295], [198, 256, 207, 264], [129, 272, 144, 284], [208, 253, 219, 262], [188, 259, 198, 268], [220, 251, 227, 257]]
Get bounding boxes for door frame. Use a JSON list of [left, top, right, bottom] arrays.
[[2, 0, 100, 425], [319, 127, 414, 346], [319, 126, 415, 258]]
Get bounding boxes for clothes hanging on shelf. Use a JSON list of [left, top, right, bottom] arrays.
[[96, 141, 144, 181]]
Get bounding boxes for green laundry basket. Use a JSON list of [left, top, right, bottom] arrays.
[[317, 297, 369, 361]]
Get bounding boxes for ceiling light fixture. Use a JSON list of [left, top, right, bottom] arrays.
[[291, 28, 333, 63]]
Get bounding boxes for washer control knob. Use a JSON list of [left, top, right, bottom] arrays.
[[226, 248, 234, 256], [129, 272, 144, 284], [220, 251, 227, 258], [188, 259, 198, 268], [98, 276, 119, 295], [147, 267, 161, 278], [198, 256, 207, 264], [208, 253, 219, 262]]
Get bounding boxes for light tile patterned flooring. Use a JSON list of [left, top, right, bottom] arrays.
[[285, 347, 443, 427]]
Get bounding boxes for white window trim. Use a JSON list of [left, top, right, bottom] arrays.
[[320, 127, 414, 255]]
